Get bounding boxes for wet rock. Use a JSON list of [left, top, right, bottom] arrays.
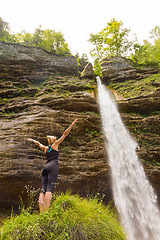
[[0, 42, 78, 75], [80, 63, 96, 79], [0, 45, 109, 208], [0, 43, 160, 210], [118, 91, 160, 114], [101, 56, 159, 84]]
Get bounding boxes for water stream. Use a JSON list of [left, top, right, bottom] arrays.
[[97, 77, 160, 240]]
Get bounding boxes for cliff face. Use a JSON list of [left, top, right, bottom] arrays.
[[0, 42, 110, 209], [101, 56, 160, 203], [0, 43, 159, 209]]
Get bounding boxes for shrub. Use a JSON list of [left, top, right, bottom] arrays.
[[0, 192, 126, 240]]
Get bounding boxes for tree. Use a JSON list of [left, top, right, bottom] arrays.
[[131, 26, 160, 68], [32, 26, 42, 47], [150, 26, 160, 41], [88, 18, 133, 75], [0, 17, 10, 41], [75, 52, 89, 72], [5, 26, 71, 56], [88, 18, 132, 60], [89, 33, 103, 59], [38, 29, 71, 55]]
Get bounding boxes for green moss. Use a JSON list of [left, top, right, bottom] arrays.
[[110, 73, 160, 98], [0, 192, 126, 240]]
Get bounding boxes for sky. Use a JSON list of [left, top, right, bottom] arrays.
[[0, 0, 160, 58]]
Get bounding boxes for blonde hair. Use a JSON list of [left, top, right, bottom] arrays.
[[47, 135, 57, 145]]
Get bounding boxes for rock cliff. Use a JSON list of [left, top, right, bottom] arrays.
[[0, 42, 110, 209], [101, 56, 158, 84], [0, 43, 159, 210], [101, 56, 160, 204]]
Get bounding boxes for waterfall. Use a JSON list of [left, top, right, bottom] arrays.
[[97, 77, 160, 240]]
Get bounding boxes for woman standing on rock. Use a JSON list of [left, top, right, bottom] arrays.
[[27, 118, 77, 213]]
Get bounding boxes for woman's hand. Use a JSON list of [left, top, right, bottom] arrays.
[[27, 138, 33, 142], [27, 138, 47, 152], [73, 118, 78, 125]]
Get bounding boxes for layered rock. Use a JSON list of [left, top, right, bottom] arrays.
[[0, 41, 78, 75], [0, 43, 111, 209], [0, 44, 160, 211], [101, 57, 160, 204], [101, 56, 159, 84], [118, 91, 160, 114], [80, 63, 96, 79]]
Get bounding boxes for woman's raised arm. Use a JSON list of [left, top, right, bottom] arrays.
[[27, 138, 47, 152], [55, 119, 78, 146]]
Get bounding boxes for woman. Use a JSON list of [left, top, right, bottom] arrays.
[[27, 118, 77, 213]]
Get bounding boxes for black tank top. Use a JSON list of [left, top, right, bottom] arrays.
[[46, 146, 59, 164]]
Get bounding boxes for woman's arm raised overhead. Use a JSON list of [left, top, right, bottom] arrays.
[[55, 119, 78, 146], [27, 138, 47, 152]]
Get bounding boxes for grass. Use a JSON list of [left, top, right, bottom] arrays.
[[0, 192, 126, 240], [110, 73, 160, 98]]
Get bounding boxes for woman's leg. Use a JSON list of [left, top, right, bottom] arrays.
[[39, 192, 45, 213], [43, 161, 58, 212], [44, 191, 52, 211], [40, 166, 48, 213]]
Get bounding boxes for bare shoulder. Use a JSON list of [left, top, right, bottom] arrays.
[[50, 142, 58, 151], [55, 135, 65, 146]]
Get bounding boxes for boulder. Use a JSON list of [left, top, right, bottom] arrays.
[[80, 63, 96, 79], [101, 56, 159, 84]]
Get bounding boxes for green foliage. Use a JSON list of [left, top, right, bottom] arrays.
[[11, 27, 71, 55], [0, 17, 10, 42], [0, 18, 71, 56], [150, 26, 160, 41], [89, 33, 103, 59], [131, 26, 160, 68], [100, 18, 132, 57], [88, 18, 132, 76], [110, 73, 160, 98], [0, 192, 126, 240], [88, 20, 160, 73], [93, 58, 102, 76], [88, 18, 132, 59]]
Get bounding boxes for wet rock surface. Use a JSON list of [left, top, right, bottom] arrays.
[[0, 42, 78, 75], [80, 63, 96, 80], [118, 91, 160, 114], [0, 43, 110, 209], [0, 44, 159, 209], [101, 56, 160, 204], [101, 56, 159, 84]]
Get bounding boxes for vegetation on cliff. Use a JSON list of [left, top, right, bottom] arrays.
[[88, 18, 160, 74], [109, 73, 160, 166], [0, 16, 89, 68], [0, 17, 71, 56], [110, 73, 160, 98], [0, 192, 126, 240], [0, 15, 159, 218]]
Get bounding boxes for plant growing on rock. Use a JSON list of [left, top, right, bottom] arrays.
[[0, 192, 127, 240], [88, 18, 133, 75]]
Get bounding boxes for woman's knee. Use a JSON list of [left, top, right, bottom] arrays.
[[45, 191, 52, 199], [39, 192, 45, 203]]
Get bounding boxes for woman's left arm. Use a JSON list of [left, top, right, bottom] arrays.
[[27, 138, 47, 152], [55, 119, 78, 146]]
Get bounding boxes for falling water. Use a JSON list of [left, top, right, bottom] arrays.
[[97, 77, 160, 240]]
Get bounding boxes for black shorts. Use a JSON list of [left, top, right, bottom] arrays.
[[41, 161, 58, 194]]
